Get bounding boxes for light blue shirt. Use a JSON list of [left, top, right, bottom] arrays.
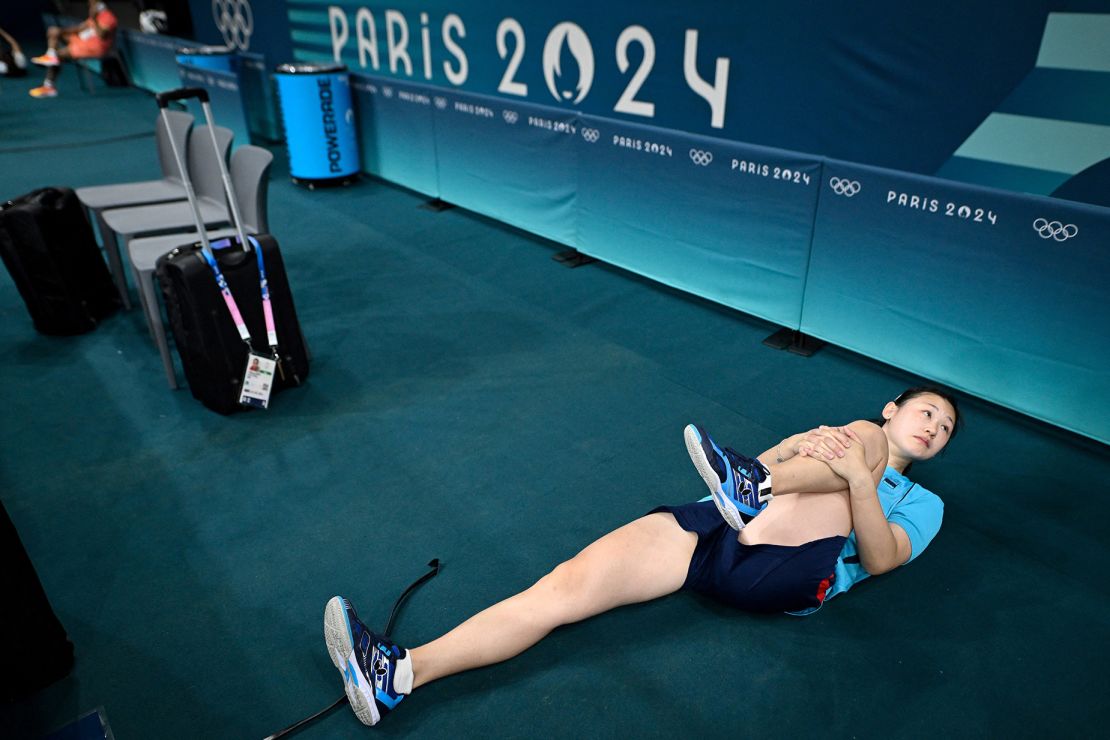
[[824, 466, 944, 601]]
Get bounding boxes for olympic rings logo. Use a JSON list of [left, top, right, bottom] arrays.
[[689, 149, 713, 166], [502, 110, 519, 124], [580, 127, 599, 143], [382, 86, 394, 98], [212, 0, 253, 51], [829, 177, 861, 196], [1033, 218, 1078, 241], [434, 96, 447, 109]]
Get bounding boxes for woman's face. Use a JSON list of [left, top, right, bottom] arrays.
[[881, 393, 957, 462]]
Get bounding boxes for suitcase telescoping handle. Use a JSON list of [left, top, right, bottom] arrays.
[[155, 87, 209, 108], [155, 87, 249, 255]]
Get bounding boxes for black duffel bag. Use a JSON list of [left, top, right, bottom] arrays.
[[0, 187, 120, 335]]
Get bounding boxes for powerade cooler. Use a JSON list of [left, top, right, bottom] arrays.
[[274, 63, 359, 188], [175, 45, 236, 72]]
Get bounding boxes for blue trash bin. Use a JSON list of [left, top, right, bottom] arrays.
[[274, 63, 360, 187], [176, 45, 237, 73]]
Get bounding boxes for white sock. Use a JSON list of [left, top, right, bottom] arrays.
[[758, 472, 773, 501], [393, 652, 414, 694]]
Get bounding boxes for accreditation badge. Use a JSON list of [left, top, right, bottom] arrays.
[[239, 352, 276, 408]]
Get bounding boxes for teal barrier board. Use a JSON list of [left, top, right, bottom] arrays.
[[177, 63, 252, 150], [350, 73, 439, 196], [577, 117, 821, 328], [123, 30, 192, 93], [240, 52, 282, 142], [432, 91, 578, 246], [802, 161, 1110, 444]]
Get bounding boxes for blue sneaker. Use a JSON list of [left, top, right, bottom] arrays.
[[684, 424, 773, 531], [324, 596, 413, 726]]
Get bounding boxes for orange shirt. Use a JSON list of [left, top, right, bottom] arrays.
[[69, 8, 117, 58]]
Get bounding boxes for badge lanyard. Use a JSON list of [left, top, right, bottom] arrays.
[[205, 235, 279, 358]]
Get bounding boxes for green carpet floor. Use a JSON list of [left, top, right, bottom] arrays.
[[1, 68, 1108, 738]]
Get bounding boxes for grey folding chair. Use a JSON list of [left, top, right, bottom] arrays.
[[76, 110, 193, 309], [127, 145, 273, 389], [100, 125, 234, 301]]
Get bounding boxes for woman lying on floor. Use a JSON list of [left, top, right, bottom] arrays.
[[325, 386, 960, 726]]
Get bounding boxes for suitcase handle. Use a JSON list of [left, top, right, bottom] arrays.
[[156, 87, 210, 108], [156, 87, 249, 255]]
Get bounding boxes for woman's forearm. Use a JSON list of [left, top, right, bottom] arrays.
[[848, 474, 900, 574], [756, 433, 802, 469]]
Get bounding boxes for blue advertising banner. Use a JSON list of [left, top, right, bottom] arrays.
[[577, 118, 822, 328], [276, 1, 1107, 205], [350, 73, 439, 195], [177, 63, 253, 150], [433, 91, 578, 245], [801, 161, 1110, 444]]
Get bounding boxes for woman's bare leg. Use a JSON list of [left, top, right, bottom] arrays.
[[409, 512, 697, 689]]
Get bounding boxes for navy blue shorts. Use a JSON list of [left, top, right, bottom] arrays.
[[650, 501, 845, 613]]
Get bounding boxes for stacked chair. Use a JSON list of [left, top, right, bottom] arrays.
[[76, 110, 193, 308], [99, 124, 235, 283]]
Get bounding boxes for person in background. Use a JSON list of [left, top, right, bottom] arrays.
[[0, 25, 28, 77], [29, 0, 118, 98]]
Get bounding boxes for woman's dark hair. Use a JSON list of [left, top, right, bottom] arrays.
[[890, 385, 961, 442]]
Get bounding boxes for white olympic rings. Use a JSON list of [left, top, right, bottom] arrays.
[[689, 149, 713, 166], [212, 0, 253, 51], [1032, 218, 1078, 241], [829, 177, 861, 196]]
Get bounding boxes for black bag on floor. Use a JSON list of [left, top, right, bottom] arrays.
[[0, 187, 120, 335], [0, 498, 75, 701], [157, 234, 310, 413], [153, 88, 309, 414]]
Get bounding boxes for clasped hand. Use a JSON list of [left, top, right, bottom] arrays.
[[795, 425, 869, 481]]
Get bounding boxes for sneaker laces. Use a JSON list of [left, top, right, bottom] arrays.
[[721, 446, 768, 483], [721, 447, 772, 505]]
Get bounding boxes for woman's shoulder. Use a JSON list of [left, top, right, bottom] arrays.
[[885, 467, 943, 505]]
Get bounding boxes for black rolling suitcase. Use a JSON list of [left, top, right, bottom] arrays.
[[153, 88, 309, 414], [0, 187, 120, 335]]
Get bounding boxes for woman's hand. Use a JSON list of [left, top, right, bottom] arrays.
[[795, 425, 858, 461], [798, 426, 870, 482]]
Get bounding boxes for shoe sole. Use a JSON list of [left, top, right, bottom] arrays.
[[684, 425, 745, 531], [324, 596, 381, 726]]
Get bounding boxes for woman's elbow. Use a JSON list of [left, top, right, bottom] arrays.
[[862, 558, 898, 577]]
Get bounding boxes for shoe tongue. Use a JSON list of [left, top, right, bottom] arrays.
[[725, 448, 758, 478]]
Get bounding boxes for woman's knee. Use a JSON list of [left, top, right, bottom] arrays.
[[846, 420, 889, 470], [529, 557, 597, 624]]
